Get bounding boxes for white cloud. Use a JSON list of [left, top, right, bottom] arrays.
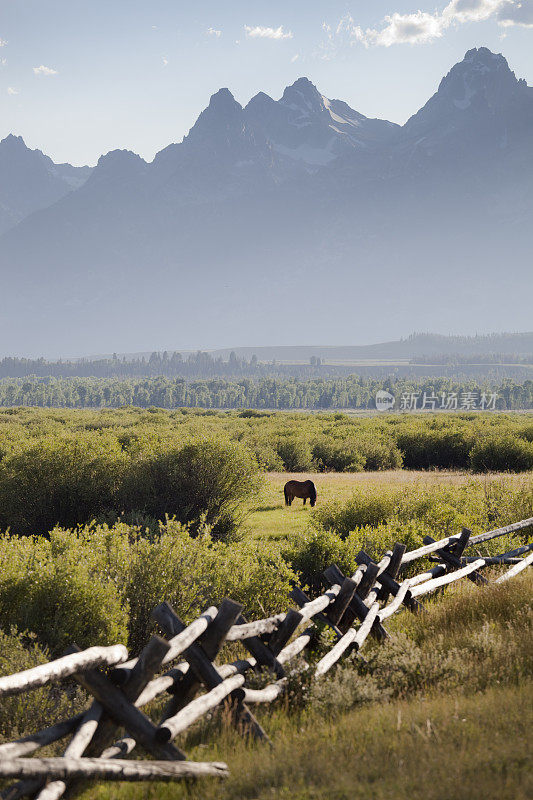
[[162, 56, 168, 66], [244, 25, 293, 40], [369, 10, 447, 45], [328, 0, 533, 49], [497, 0, 533, 26], [7, 87, 18, 95], [0, 58, 6, 66], [291, 53, 299, 62], [0, 39, 7, 47], [33, 64, 58, 76], [207, 26, 222, 37]]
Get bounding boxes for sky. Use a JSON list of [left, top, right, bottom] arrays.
[[1, 0, 532, 166]]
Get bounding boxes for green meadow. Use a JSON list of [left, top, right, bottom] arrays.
[[0, 407, 531, 799]]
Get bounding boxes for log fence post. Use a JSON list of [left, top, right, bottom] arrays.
[[153, 601, 269, 742], [423, 528, 488, 585]]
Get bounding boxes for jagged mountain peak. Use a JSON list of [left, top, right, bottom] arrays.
[[0, 133, 92, 235], [462, 46, 508, 67], [82, 149, 146, 189], [437, 46, 520, 103], [245, 91, 275, 112], [204, 87, 243, 116], [403, 46, 533, 151], [281, 76, 324, 113], [0, 135, 52, 166], [0, 133, 28, 150], [183, 87, 246, 148]]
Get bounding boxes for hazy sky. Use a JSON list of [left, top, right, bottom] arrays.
[[1, 0, 532, 165]]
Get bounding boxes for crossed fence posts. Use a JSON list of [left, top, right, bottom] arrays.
[[0, 516, 531, 797]]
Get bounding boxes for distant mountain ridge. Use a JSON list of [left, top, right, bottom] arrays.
[[207, 332, 533, 363], [73, 332, 533, 364], [0, 47, 532, 358], [0, 134, 92, 235]]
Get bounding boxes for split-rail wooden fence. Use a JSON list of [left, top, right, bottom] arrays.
[[0, 516, 531, 798]]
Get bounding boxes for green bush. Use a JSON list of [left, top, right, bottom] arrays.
[[395, 428, 473, 469], [517, 424, 533, 443], [247, 439, 284, 471], [0, 629, 87, 742], [0, 436, 126, 536], [124, 523, 295, 652], [0, 520, 296, 656], [0, 528, 129, 656], [312, 438, 365, 472], [285, 528, 356, 592], [470, 435, 533, 473], [312, 490, 400, 538], [122, 439, 261, 540], [276, 437, 314, 472], [343, 520, 426, 563], [358, 438, 403, 471]]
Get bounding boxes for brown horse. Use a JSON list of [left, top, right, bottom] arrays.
[[284, 479, 317, 507]]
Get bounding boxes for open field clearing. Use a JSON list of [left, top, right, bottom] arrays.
[[246, 470, 533, 542], [0, 409, 531, 798]]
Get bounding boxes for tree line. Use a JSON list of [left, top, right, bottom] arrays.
[[0, 376, 532, 410]]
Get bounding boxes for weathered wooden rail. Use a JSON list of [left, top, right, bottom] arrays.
[[0, 516, 531, 798]]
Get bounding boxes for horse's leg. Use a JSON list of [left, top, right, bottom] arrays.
[[303, 497, 307, 505]]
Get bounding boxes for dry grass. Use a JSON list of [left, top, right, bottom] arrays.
[[78, 570, 533, 800], [84, 683, 532, 800]]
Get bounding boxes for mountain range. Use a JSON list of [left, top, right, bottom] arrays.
[[1, 46, 532, 358]]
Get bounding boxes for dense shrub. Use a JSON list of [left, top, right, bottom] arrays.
[[0, 629, 87, 742], [122, 522, 295, 652], [343, 520, 426, 564], [275, 437, 314, 472], [122, 439, 261, 539], [284, 528, 357, 592], [0, 436, 126, 536], [312, 490, 401, 538], [247, 439, 284, 471], [0, 521, 296, 655], [357, 438, 403, 471], [309, 480, 533, 544], [517, 424, 533, 443], [470, 435, 533, 473], [395, 428, 474, 469], [311, 438, 365, 472], [0, 528, 129, 656]]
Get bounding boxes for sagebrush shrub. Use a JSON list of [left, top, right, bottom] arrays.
[[120, 438, 261, 540], [312, 438, 365, 472], [276, 437, 314, 472], [0, 528, 129, 656], [0, 435, 126, 536], [470, 435, 533, 472], [284, 528, 357, 592], [0, 629, 87, 742]]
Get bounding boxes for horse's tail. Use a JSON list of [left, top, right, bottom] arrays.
[[284, 485, 290, 505]]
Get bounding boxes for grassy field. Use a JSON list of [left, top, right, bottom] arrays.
[[246, 470, 533, 542], [0, 409, 531, 799], [77, 571, 533, 800]]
